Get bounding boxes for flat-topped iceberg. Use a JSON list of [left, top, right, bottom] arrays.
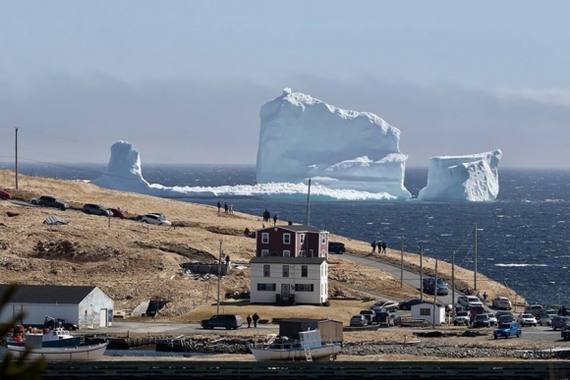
[[256, 88, 412, 199], [417, 149, 503, 202]]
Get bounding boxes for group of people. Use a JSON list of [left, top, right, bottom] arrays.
[[216, 201, 233, 214], [246, 312, 260, 328], [262, 209, 278, 225], [371, 240, 387, 254]]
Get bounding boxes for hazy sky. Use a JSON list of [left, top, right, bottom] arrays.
[[1, 1, 569, 168]]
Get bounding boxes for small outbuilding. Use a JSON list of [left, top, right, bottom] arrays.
[[410, 302, 446, 325], [0, 284, 114, 329], [274, 318, 343, 343]]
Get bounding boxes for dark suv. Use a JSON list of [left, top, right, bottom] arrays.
[[201, 314, 243, 330], [328, 242, 346, 254], [31, 196, 69, 210], [82, 203, 111, 216], [551, 315, 570, 331]]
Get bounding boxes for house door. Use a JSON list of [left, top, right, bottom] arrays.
[[281, 284, 290, 300], [100, 308, 108, 327]]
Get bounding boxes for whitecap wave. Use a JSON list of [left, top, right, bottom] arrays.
[[494, 263, 548, 267], [144, 182, 400, 201]]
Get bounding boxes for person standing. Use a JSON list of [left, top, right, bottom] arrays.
[[246, 314, 252, 328], [252, 312, 260, 328], [224, 202, 228, 213], [273, 214, 278, 226], [229, 203, 234, 213], [381, 241, 387, 254], [370, 240, 377, 254], [217, 201, 221, 213]]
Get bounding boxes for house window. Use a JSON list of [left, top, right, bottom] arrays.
[[420, 307, 431, 316], [301, 265, 308, 277], [257, 283, 276, 291], [295, 284, 314, 292], [282, 265, 289, 277], [300, 234, 305, 244], [261, 233, 269, 244], [283, 233, 291, 244], [283, 250, 290, 257], [299, 250, 306, 257], [263, 265, 270, 277], [261, 249, 269, 257]]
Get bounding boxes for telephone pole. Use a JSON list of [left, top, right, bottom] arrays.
[[433, 259, 438, 329], [474, 222, 478, 290], [15, 127, 19, 189], [400, 238, 404, 288], [419, 244, 424, 302], [216, 240, 223, 315]]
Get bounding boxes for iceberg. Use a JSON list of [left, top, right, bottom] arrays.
[[256, 88, 412, 199], [417, 149, 503, 202]]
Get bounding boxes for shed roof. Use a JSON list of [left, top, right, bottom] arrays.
[[0, 284, 98, 304], [250, 257, 326, 264], [257, 225, 325, 233]]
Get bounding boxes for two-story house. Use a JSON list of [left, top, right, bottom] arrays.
[[249, 224, 329, 305]]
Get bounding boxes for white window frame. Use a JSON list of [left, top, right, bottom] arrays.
[[261, 233, 269, 244], [299, 250, 306, 257], [261, 249, 269, 257], [300, 234, 305, 244], [263, 264, 270, 277], [283, 250, 291, 257], [301, 265, 308, 277], [282, 265, 289, 277], [283, 233, 291, 244]]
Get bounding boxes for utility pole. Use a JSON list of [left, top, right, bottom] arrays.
[[216, 240, 223, 315], [452, 251, 456, 315], [473, 222, 479, 290], [419, 245, 424, 302], [15, 127, 18, 189], [433, 259, 438, 329], [305, 179, 311, 226], [400, 238, 404, 288]]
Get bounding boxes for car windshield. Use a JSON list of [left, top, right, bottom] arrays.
[[499, 323, 511, 329]]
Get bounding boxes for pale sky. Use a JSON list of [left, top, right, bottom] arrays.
[[1, 1, 569, 168]]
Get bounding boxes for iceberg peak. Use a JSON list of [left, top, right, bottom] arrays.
[[256, 89, 411, 199]]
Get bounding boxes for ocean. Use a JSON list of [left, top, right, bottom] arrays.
[[5, 162, 570, 307]]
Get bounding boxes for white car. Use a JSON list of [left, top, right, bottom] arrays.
[[539, 312, 558, 326], [458, 295, 483, 309], [370, 300, 399, 312], [453, 310, 471, 326], [492, 297, 512, 310], [140, 213, 172, 226], [517, 313, 538, 327], [487, 313, 498, 326]]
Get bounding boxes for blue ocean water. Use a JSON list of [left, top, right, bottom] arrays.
[[6, 163, 570, 307]]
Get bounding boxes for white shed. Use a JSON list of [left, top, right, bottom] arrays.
[[0, 284, 114, 329], [410, 302, 446, 325]]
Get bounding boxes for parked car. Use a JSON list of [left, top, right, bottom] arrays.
[[551, 315, 570, 331], [498, 313, 516, 324], [82, 203, 112, 216], [525, 304, 544, 317], [492, 297, 513, 310], [328, 241, 346, 254], [44, 316, 78, 331], [370, 300, 398, 312], [0, 189, 12, 200], [517, 313, 538, 327], [453, 310, 471, 326], [486, 313, 498, 326], [398, 298, 423, 311], [539, 311, 558, 326], [30, 195, 69, 210], [359, 309, 376, 324], [561, 326, 570, 341], [458, 295, 483, 309], [493, 322, 522, 339], [375, 310, 401, 327], [109, 208, 127, 218], [349, 314, 368, 327], [201, 314, 243, 330], [140, 213, 172, 226], [113, 310, 127, 319], [472, 313, 493, 328], [423, 277, 449, 296]]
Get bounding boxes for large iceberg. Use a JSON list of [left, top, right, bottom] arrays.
[[256, 88, 412, 199], [417, 149, 503, 202]]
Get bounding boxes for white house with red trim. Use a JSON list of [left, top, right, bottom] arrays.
[[249, 224, 329, 305]]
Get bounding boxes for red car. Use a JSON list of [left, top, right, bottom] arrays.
[[0, 190, 12, 200], [109, 208, 127, 218]]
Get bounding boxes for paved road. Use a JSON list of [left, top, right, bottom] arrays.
[[338, 252, 456, 306]]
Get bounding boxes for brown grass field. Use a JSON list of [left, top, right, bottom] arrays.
[[0, 169, 527, 326]]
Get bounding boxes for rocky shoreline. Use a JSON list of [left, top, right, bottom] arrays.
[[100, 336, 570, 360]]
